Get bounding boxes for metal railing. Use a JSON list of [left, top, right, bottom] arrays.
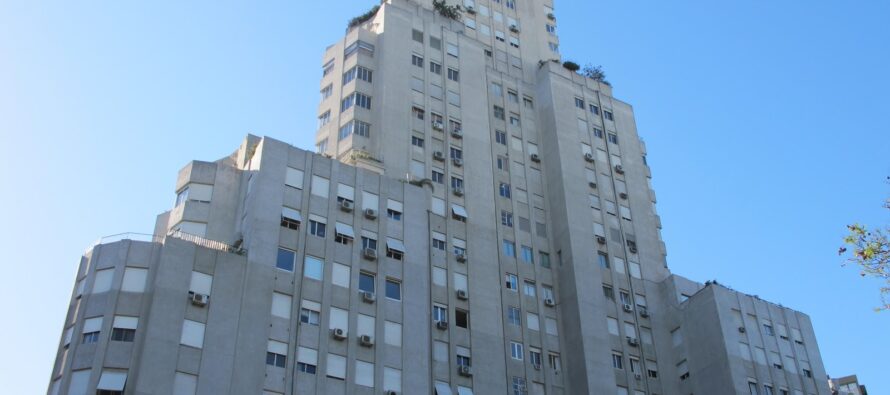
[[85, 231, 246, 256]]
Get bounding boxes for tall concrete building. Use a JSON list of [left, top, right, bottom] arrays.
[[48, 1, 832, 394]]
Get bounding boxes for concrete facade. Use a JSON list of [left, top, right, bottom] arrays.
[[48, 1, 831, 395]]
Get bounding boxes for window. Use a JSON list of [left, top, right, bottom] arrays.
[[121, 267, 147, 293], [548, 353, 561, 370], [430, 36, 442, 49], [276, 248, 296, 271], [447, 68, 460, 82], [494, 105, 505, 120], [505, 273, 518, 290], [342, 65, 373, 85], [317, 111, 331, 128], [180, 320, 205, 349], [509, 114, 521, 126], [520, 246, 533, 263], [359, 272, 375, 294], [593, 127, 604, 138], [431, 170, 444, 184], [412, 135, 425, 148], [502, 240, 516, 257], [266, 341, 287, 368], [450, 146, 462, 160], [546, 24, 556, 34], [508, 90, 519, 103], [446, 42, 459, 57], [386, 238, 404, 260], [764, 385, 774, 395], [340, 92, 372, 111], [647, 362, 659, 378], [385, 279, 401, 301], [802, 368, 812, 378], [412, 54, 424, 68], [529, 348, 543, 367], [763, 322, 775, 336], [629, 357, 641, 373], [542, 285, 554, 302], [749, 382, 760, 395], [523, 281, 536, 297], [432, 237, 446, 251], [495, 130, 507, 145], [510, 342, 524, 360], [82, 317, 102, 344], [607, 317, 619, 335], [575, 98, 585, 109], [433, 304, 448, 322], [309, 218, 326, 238], [603, 285, 614, 300], [281, 207, 301, 230], [598, 252, 610, 268], [361, 236, 377, 251], [327, 353, 347, 380], [412, 29, 424, 43], [490, 82, 503, 97], [338, 120, 371, 140], [316, 138, 328, 154], [334, 223, 354, 245], [412, 106, 425, 120], [497, 155, 508, 170], [303, 256, 323, 280], [322, 59, 334, 76], [620, 291, 631, 305], [612, 352, 624, 369], [387, 200, 403, 220], [297, 347, 318, 374], [110, 316, 137, 342], [300, 302, 320, 325], [344, 40, 375, 58], [455, 309, 469, 328], [429, 61, 442, 75], [457, 353, 471, 368], [499, 183, 512, 198], [501, 210, 514, 227], [320, 84, 332, 100], [608, 133, 619, 144], [604, 110, 614, 121]]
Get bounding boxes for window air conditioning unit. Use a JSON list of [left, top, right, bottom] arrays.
[[456, 289, 468, 300], [530, 153, 541, 163], [359, 334, 374, 347], [622, 303, 634, 313], [627, 240, 638, 253], [614, 164, 625, 174], [456, 253, 467, 263], [451, 129, 463, 139], [596, 235, 606, 244], [619, 192, 628, 200], [433, 151, 446, 161], [589, 181, 597, 189], [361, 291, 376, 304], [509, 24, 520, 33], [634, 373, 642, 380], [544, 298, 556, 307], [331, 328, 347, 340], [627, 337, 639, 347], [738, 326, 746, 333], [363, 208, 377, 219], [584, 152, 595, 162], [363, 248, 378, 261], [452, 157, 464, 167], [639, 308, 650, 318], [453, 187, 464, 197], [458, 365, 473, 377], [339, 200, 354, 212], [190, 293, 209, 307], [436, 320, 449, 330], [432, 121, 444, 130]]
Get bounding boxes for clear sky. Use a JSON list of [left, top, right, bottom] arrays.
[[1, 0, 887, 393]]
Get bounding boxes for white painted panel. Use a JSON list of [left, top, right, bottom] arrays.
[[297, 347, 318, 364], [355, 360, 374, 387], [180, 320, 205, 349], [267, 340, 288, 355], [113, 316, 138, 330], [384, 321, 402, 347], [121, 268, 147, 293], [310, 175, 329, 198], [285, 167, 304, 189], [189, 272, 212, 295], [301, 300, 321, 311], [271, 293, 292, 319], [362, 191, 378, 210], [172, 372, 197, 395], [92, 268, 114, 294], [83, 317, 103, 333], [326, 354, 346, 379], [452, 238, 466, 248], [387, 199, 403, 212], [337, 183, 354, 200]]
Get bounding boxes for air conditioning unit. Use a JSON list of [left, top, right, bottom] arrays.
[[589, 181, 597, 189], [544, 298, 556, 307], [596, 235, 606, 244], [331, 328, 347, 340], [639, 308, 650, 318], [619, 192, 628, 200], [432, 121, 444, 130], [456, 289, 468, 300], [584, 152, 595, 162], [614, 164, 625, 174], [627, 337, 639, 347], [453, 187, 464, 197], [433, 151, 445, 161], [436, 320, 449, 330], [363, 248, 378, 261], [466, 6, 476, 14], [452, 157, 463, 167], [509, 24, 520, 33], [361, 291, 376, 304], [634, 373, 642, 380], [627, 241, 638, 253], [339, 200, 354, 212], [359, 334, 374, 347], [622, 303, 634, 312], [738, 326, 746, 333], [456, 253, 467, 263], [363, 208, 377, 219], [451, 129, 463, 139], [190, 293, 209, 307], [458, 365, 473, 377], [530, 153, 541, 163]]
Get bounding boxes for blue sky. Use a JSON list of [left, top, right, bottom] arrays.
[[1, 0, 887, 393]]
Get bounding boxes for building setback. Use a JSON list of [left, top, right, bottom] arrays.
[[48, 1, 831, 394]]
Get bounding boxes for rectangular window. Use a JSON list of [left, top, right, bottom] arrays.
[[412, 135, 425, 148], [523, 281, 536, 297], [430, 61, 442, 74], [433, 304, 448, 322], [385, 279, 402, 301], [359, 272, 375, 294], [540, 252, 551, 268], [510, 342, 524, 360], [412, 54, 424, 68], [309, 218, 326, 237], [508, 90, 519, 103], [612, 353, 624, 369], [450, 146, 463, 159], [432, 170, 444, 184], [593, 127, 604, 138], [604, 110, 614, 120], [266, 341, 287, 368], [276, 248, 296, 271], [447, 68, 460, 82], [412, 29, 424, 43], [110, 316, 137, 342], [495, 130, 507, 145], [451, 177, 463, 190], [548, 353, 561, 370], [575, 98, 585, 109], [317, 111, 331, 128], [505, 273, 518, 290], [501, 210, 514, 227], [503, 240, 516, 257], [603, 285, 614, 300], [322, 59, 334, 76], [303, 256, 323, 280], [281, 207, 302, 230], [455, 309, 469, 328], [494, 105, 505, 120], [499, 183, 512, 198], [608, 133, 619, 144], [520, 246, 533, 263], [598, 252, 610, 268]]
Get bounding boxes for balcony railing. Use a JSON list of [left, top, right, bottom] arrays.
[[86, 231, 246, 256]]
